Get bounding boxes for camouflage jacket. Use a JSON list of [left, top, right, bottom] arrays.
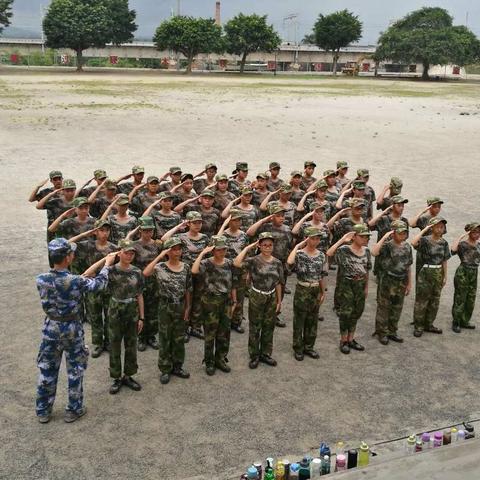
[[243, 255, 285, 292], [57, 217, 96, 240], [379, 240, 413, 277], [336, 245, 372, 279], [291, 249, 327, 283], [107, 264, 144, 300], [454, 240, 480, 267], [108, 214, 138, 244], [154, 262, 193, 303], [133, 240, 163, 270], [198, 258, 234, 295], [415, 236, 451, 265], [178, 232, 209, 265]]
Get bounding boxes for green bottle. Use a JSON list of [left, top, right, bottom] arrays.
[[358, 442, 370, 467]]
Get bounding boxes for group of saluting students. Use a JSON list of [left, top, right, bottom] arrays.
[[31, 160, 479, 423]]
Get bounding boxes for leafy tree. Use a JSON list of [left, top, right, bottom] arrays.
[[310, 9, 362, 75], [43, 0, 137, 71], [153, 16, 222, 74], [0, 0, 13, 35], [224, 13, 281, 74], [376, 7, 480, 80]]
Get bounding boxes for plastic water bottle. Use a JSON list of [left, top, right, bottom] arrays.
[[358, 442, 370, 467], [457, 429, 466, 441], [421, 432, 431, 449], [275, 460, 285, 480], [309, 458, 321, 479], [298, 457, 310, 480], [433, 432, 443, 448], [336, 454, 347, 471], [450, 427, 458, 442], [347, 449, 358, 469], [321, 455, 330, 475], [289, 463, 300, 480], [406, 435, 416, 454]]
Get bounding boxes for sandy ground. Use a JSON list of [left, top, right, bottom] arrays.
[[1, 70, 480, 479]]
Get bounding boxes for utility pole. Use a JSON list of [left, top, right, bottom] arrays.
[[40, 4, 46, 53]]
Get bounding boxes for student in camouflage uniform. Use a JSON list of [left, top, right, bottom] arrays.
[[192, 236, 234, 375], [290, 170, 306, 205], [371, 220, 413, 345], [218, 209, 249, 333], [228, 162, 251, 197], [301, 161, 317, 191], [292, 201, 330, 254], [247, 203, 293, 327], [324, 169, 340, 205], [252, 172, 270, 208], [36, 179, 77, 242], [162, 211, 209, 339], [100, 193, 138, 243], [170, 173, 197, 207], [116, 165, 145, 195], [335, 161, 349, 189], [297, 180, 332, 220], [213, 173, 237, 210], [35, 238, 115, 424], [88, 178, 119, 219], [48, 196, 96, 242], [327, 224, 372, 354], [193, 162, 217, 194], [222, 186, 259, 231], [129, 175, 159, 217], [376, 177, 403, 211], [234, 232, 284, 369], [267, 162, 285, 191], [78, 169, 107, 198], [29, 170, 63, 203], [261, 184, 297, 228], [144, 237, 192, 385], [287, 227, 327, 361], [451, 222, 480, 332], [144, 191, 182, 239], [356, 169, 376, 218], [159, 166, 183, 193], [131, 216, 162, 351], [411, 217, 451, 337], [107, 240, 145, 395], [328, 198, 367, 241], [336, 180, 370, 220], [70, 219, 117, 356]]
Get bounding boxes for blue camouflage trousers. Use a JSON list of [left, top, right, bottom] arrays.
[[36, 319, 88, 417]]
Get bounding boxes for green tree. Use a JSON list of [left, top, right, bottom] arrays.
[[43, 0, 137, 71], [310, 9, 362, 75], [153, 16, 223, 74], [0, 0, 13, 35], [376, 7, 480, 80], [223, 13, 281, 74]]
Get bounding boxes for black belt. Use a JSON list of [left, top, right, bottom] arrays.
[[386, 272, 408, 279]]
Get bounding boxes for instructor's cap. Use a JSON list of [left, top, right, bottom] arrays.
[[71, 196, 89, 208], [94, 169, 107, 179], [139, 216, 155, 230], [49, 170, 63, 179], [391, 220, 408, 233], [118, 239, 136, 252], [62, 179, 76, 189], [210, 235, 227, 249], [353, 224, 371, 236], [427, 196, 443, 206], [391, 195, 408, 204], [48, 238, 76, 254], [132, 165, 145, 174], [186, 211, 202, 222]]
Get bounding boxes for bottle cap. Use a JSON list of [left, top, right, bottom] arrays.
[[290, 463, 300, 473], [451, 427, 458, 433], [247, 466, 258, 479], [359, 442, 369, 452], [458, 429, 466, 438], [434, 431, 443, 440], [422, 433, 431, 442], [311, 458, 321, 465], [336, 454, 346, 466], [407, 435, 416, 444]]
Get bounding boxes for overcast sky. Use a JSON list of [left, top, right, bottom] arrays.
[[7, 0, 479, 43]]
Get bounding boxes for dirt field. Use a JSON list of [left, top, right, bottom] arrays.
[[1, 69, 480, 480]]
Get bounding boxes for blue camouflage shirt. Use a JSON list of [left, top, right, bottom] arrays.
[[36, 267, 109, 319]]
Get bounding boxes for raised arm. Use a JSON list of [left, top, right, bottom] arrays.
[[115, 173, 133, 185], [327, 207, 350, 230], [191, 245, 215, 274], [221, 196, 242, 218], [143, 249, 169, 277], [246, 214, 274, 238], [128, 182, 146, 202], [286, 239, 307, 265], [82, 251, 117, 277], [36, 187, 64, 210], [174, 195, 200, 213], [376, 184, 390, 209], [75, 177, 94, 198], [143, 198, 163, 217], [292, 211, 314, 236], [411, 224, 432, 248], [160, 220, 188, 242], [233, 241, 258, 268], [100, 196, 120, 221], [371, 230, 394, 257], [451, 232, 469, 254], [217, 215, 231, 236], [409, 206, 430, 228], [29, 178, 49, 203], [296, 190, 316, 213], [259, 189, 281, 212], [48, 207, 76, 233], [368, 205, 393, 228], [87, 178, 107, 204], [69, 227, 98, 244], [335, 187, 352, 210], [125, 226, 141, 241], [326, 232, 355, 257]]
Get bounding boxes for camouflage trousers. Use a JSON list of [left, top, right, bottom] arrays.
[[452, 265, 478, 327], [413, 267, 443, 331], [36, 319, 88, 416], [158, 300, 185, 374], [374, 273, 408, 336], [107, 300, 139, 379], [335, 277, 367, 336], [86, 290, 110, 347], [189, 275, 204, 331], [231, 273, 247, 328], [248, 290, 276, 359], [201, 293, 231, 367], [293, 284, 320, 354], [139, 276, 159, 343]]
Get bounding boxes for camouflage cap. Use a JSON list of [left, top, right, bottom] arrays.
[[304, 161, 316, 168], [118, 239, 136, 252], [268, 202, 286, 215], [353, 224, 371, 236], [229, 208, 244, 220], [215, 173, 228, 182], [357, 168, 370, 178], [186, 211, 202, 222], [71, 196, 89, 208], [104, 179, 117, 190], [139, 216, 155, 230], [304, 226, 323, 238], [48, 238, 76, 254], [315, 179, 328, 190], [280, 184, 293, 193], [236, 162, 249, 171], [337, 161, 348, 169], [62, 179, 76, 189], [158, 191, 173, 200], [147, 175, 159, 184], [241, 186, 253, 195], [94, 218, 111, 229], [49, 170, 63, 179], [94, 169, 107, 179], [311, 200, 328, 211], [427, 196, 444, 206], [201, 189, 215, 198], [181, 173, 194, 182], [116, 193, 129, 205], [391, 220, 408, 233], [350, 198, 367, 208], [428, 216, 447, 227], [256, 172, 269, 180], [323, 169, 336, 177], [205, 162, 217, 170], [465, 222, 480, 232], [352, 180, 366, 190], [290, 170, 303, 177], [164, 236, 183, 249], [390, 177, 403, 188], [269, 161, 281, 170], [391, 195, 408, 204], [170, 166, 182, 174], [258, 232, 275, 241], [210, 235, 227, 249], [132, 165, 145, 174]]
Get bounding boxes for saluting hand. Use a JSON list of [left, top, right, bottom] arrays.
[[105, 252, 119, 267], [38, 178, 49, 188], [341, 231, 356, 243]]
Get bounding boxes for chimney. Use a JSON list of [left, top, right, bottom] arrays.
[[215, 1, 221, 25]]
